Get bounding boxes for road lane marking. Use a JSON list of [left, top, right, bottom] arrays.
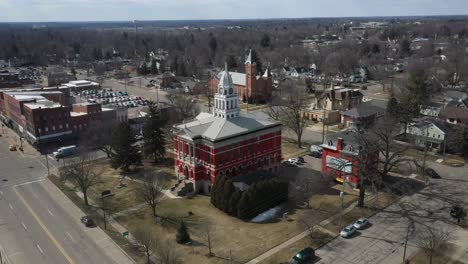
[[14, 178, 45, 187], [47, 208, 54, 216], [8, 203, 13, 210], [21, 222, 27, 230], [13, 188, 75, 264], [0, 190, 3, 195], [37, 244, 44, 255]]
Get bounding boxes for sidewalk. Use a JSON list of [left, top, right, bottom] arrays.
[[246, 201, 358, 264], [41, 178, 135, 264]]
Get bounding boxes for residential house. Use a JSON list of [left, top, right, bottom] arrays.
[[316, 86, 364, 111], [341, 104, 385, 128], [440, 106, 468, 126], [406, 119, 451, 152], [420, 102, 443, 117]]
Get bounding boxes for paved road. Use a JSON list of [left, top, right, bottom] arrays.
[[0, 132, 133, 264], [315, 161, 468, 264]]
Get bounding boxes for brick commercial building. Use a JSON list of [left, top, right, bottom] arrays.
[[173, 66, 282, 195], [210, 50, 273, 103], [321, 130, 379, 187], [0, 90, 121, 145]]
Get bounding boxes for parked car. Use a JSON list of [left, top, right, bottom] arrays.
[[283, 161, 297, 167], [80, 216, 95, 227], [297, 157, 305, 163], [288, 158, 300, 163], [340, 225, 356, 238], [290, 247, 315, 264], [450, 206, 464, 219], [425, 168, 441, 179], [310, 151, 322, 158], [353, 218, 369, 230]]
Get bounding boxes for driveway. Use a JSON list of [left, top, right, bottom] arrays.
[[315, 161, 468, 264]]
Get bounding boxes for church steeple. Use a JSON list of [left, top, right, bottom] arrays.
[[214, 63, 240, 119]]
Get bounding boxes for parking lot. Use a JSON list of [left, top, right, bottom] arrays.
[[76, 88, 150, 108]]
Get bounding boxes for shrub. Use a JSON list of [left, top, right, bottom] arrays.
[[176, 221, 191, 244]]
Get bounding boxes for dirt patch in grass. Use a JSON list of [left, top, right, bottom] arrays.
[[282, 141, 308, 159]]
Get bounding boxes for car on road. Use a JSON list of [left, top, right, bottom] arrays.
[[425, 168, 441, 178], [288, 158, 302, 165], [353, 218, 369, 230], [310, 151, 322, 158], [283, 161, 297, 167], [290, 247, 315, 264], [450, 206, 464, 218], [340, 225, 356, 238], [297, 157, 305, 163], [81, 216, 95, 227]]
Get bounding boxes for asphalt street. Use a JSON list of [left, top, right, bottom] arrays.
[[315, 161, 468, 264], [0, 132, 132, 264]]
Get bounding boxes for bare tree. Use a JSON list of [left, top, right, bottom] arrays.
[[290, 177, 316, 209], [167, 90, 198, 122], [80, 120, 117, 158], [133, 226, 157, 264], [201, 223, 215, 257], [137, 172, 168, 218], [414, 225, 452, 264], [266, 80, 310, 148], [155, 240, 182, 264], [61, 151, 102, 206], [370, 117, 412, 179]]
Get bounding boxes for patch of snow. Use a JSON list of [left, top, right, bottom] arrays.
[[251, 205, 284, 223]]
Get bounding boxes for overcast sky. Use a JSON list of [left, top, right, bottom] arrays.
[[1, 0, 467, 22]]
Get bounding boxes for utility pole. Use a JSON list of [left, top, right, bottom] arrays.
[[321, 106, 326, 143], [402, 223, 411, 264]]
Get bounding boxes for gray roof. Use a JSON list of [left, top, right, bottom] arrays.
[[216, 71, 246, 86], [175, 112, 280, 142], [342, 104, 384, 118], [322, 130, 363, 153]]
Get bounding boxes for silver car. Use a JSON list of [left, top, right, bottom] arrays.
[[353, 218, 369, 230], [340, 225, 356, 238]]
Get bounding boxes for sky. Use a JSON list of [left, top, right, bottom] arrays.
[[0, 0, 467, 22]]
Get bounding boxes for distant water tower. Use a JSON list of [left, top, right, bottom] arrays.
[[134, 20, 139, 57]]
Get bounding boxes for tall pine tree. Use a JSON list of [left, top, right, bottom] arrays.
[[143, 103, 166, 163], [110, 122, 142, 172]]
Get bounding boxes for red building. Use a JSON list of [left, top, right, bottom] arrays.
[[321, 130, 379, 187], [173, 66, 282, 195], [210, 50, 273, 103]]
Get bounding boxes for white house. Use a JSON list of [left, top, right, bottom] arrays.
[[406, 120, 450, 151]]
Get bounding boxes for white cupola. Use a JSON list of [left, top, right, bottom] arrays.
[[213, 63, 240, 119]]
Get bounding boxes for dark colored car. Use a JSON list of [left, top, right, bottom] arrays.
[[297, 157, 305, 163], [450, 206, 464, 218], [310, 151, 322, 158], [80, 216, 95, 227], [291, 247, 315, 264], [425, 168, 441, 178]]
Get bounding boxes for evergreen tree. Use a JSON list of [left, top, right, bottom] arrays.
[[176, 221, 191, 244], [177, 61, 187, 77], [109, 122, 142, 172], [386, 96, 400, 118], [407, 69, 429, 105], [260, 34, 271, 48], [138, 63, 148, 75], [150, 58, 158, 74], [226, 54, 238, 70], [237, 192, 253, 220], [209, 36, 217, 53], [228, 190, 242, 216], [214, 175, 227, 208], [210, 175, 226, 207], [250, 49, 263, 74], [143, 103, 166, 163], [220, 180, 235, 212]]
